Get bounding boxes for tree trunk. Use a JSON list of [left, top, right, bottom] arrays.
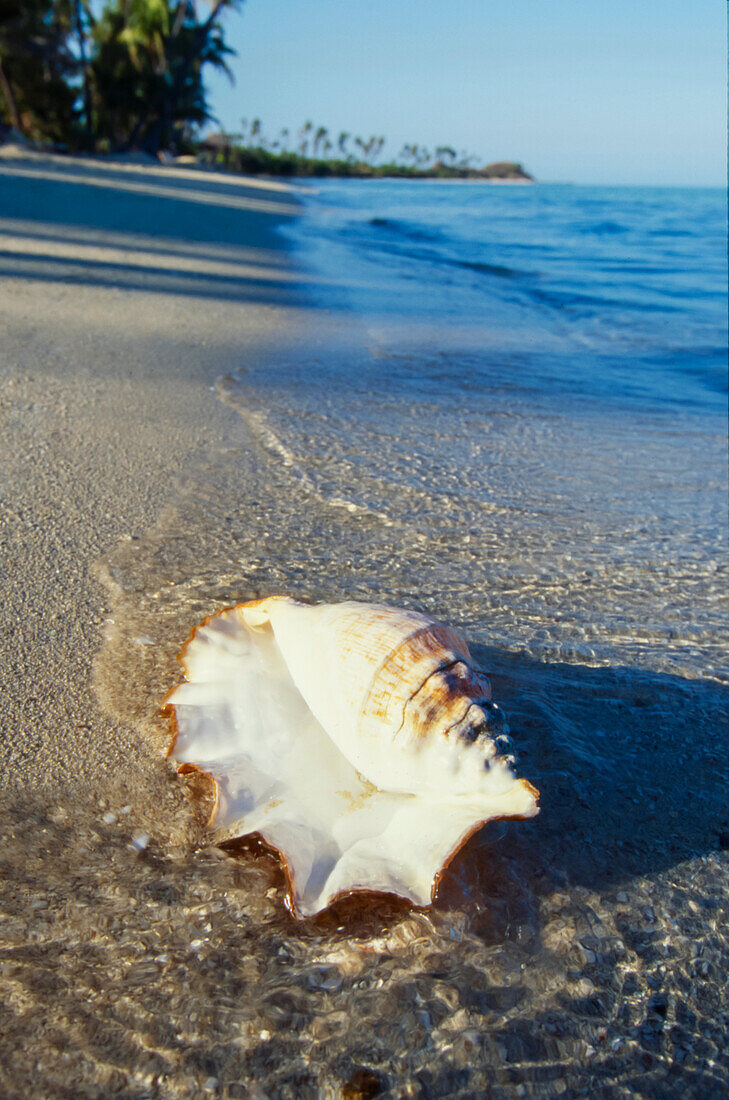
[[73, 0, 94, 148], [142, 115, 164, 156], [123, 111, 150, 152], [0, 56, 21, 133]]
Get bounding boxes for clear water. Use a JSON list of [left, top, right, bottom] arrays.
[[91, 181, 729, 1097], [229, 181, 728, 682]]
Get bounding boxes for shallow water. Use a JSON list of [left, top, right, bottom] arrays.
[[89, 182, 729, 1096]]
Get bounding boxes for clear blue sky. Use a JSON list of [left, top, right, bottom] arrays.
[[205, 0, 726, 186]]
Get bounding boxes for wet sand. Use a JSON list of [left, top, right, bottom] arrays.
[[1, 152, 727, 1100]]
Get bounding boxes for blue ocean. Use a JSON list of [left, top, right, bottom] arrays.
[[223, 180, 728, 681], [291, 181, 727, 415]]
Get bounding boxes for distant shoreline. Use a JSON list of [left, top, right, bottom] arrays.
[[0, 132, 534, 185], [353, 174, 535, 185], [194, 138, 535, 183]]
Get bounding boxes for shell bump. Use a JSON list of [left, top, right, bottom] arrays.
[[166, 597, 539, 917]]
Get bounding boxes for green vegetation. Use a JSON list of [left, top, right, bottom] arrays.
[[199, 124, 533, 180], [0, 2, 532, 178], [0, 0, 79, 144], [0, 0, 239, 153]]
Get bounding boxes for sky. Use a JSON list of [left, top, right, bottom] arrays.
[[203, 0, 727, 186]]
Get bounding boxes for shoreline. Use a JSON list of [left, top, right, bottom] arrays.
[[1, 154, 727, 1099]]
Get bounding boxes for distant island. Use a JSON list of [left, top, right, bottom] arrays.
[[195, 124, 534, 182]]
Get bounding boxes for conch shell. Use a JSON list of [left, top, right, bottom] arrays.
[[166, 597, 539, 917]]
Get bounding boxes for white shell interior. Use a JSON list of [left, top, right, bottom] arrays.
[[168, 601, 538, 917]]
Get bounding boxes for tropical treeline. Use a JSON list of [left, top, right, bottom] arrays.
[[0, 0, 239, 153], [0, 2, 532, 179], [201, 122, 532, 180]]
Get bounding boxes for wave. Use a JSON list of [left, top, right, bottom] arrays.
[[575, 219, 627, 235], [367, 216, 443, 243], [364, 218, 524, 279], [531, 287, 679, 314]]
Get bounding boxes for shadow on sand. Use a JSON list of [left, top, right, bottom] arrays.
[[430, 646, 729, 920], [0, 154, 329, 308], [295, 647, 729, 936]]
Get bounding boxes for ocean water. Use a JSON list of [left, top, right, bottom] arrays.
[[293, 182, 727, 414], [229, 181, 728, 681], [94, 181, 729, 1096]]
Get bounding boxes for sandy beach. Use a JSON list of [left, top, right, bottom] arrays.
[[0, 151, 318, 1097], [1, 153, 727, 1100], [0, 149, 304, 794]]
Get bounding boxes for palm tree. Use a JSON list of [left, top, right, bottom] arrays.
[[337, 130, 349, 157], [312, 125, 328, 157], [0, 0, 241, 152], [92, 0, 241, 154], [0, 0, 79, 143], [297, 119, 312, 156], [435, 145, 456, 166], [154, 0, 241, 154], [351, 136, 383, 167], [72, 0, 95, 145]]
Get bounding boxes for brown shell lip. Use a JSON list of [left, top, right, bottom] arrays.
[[163, 598, 541, 920], [232, 787, 540, 921], [168, 767, 540, 922]]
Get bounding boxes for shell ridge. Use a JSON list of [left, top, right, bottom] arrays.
[[391, 656, 475, 741], [359, 623, 469, 737], [437, 698, 487, 743]]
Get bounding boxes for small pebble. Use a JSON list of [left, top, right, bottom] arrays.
[[259, 1029, 271, 1041], [131, 832, 150, 851], [203, 1078, 219, 1091], [102, 812, 116, 825], [120, 805, 132, 815], [190, 939, 205, 951]]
